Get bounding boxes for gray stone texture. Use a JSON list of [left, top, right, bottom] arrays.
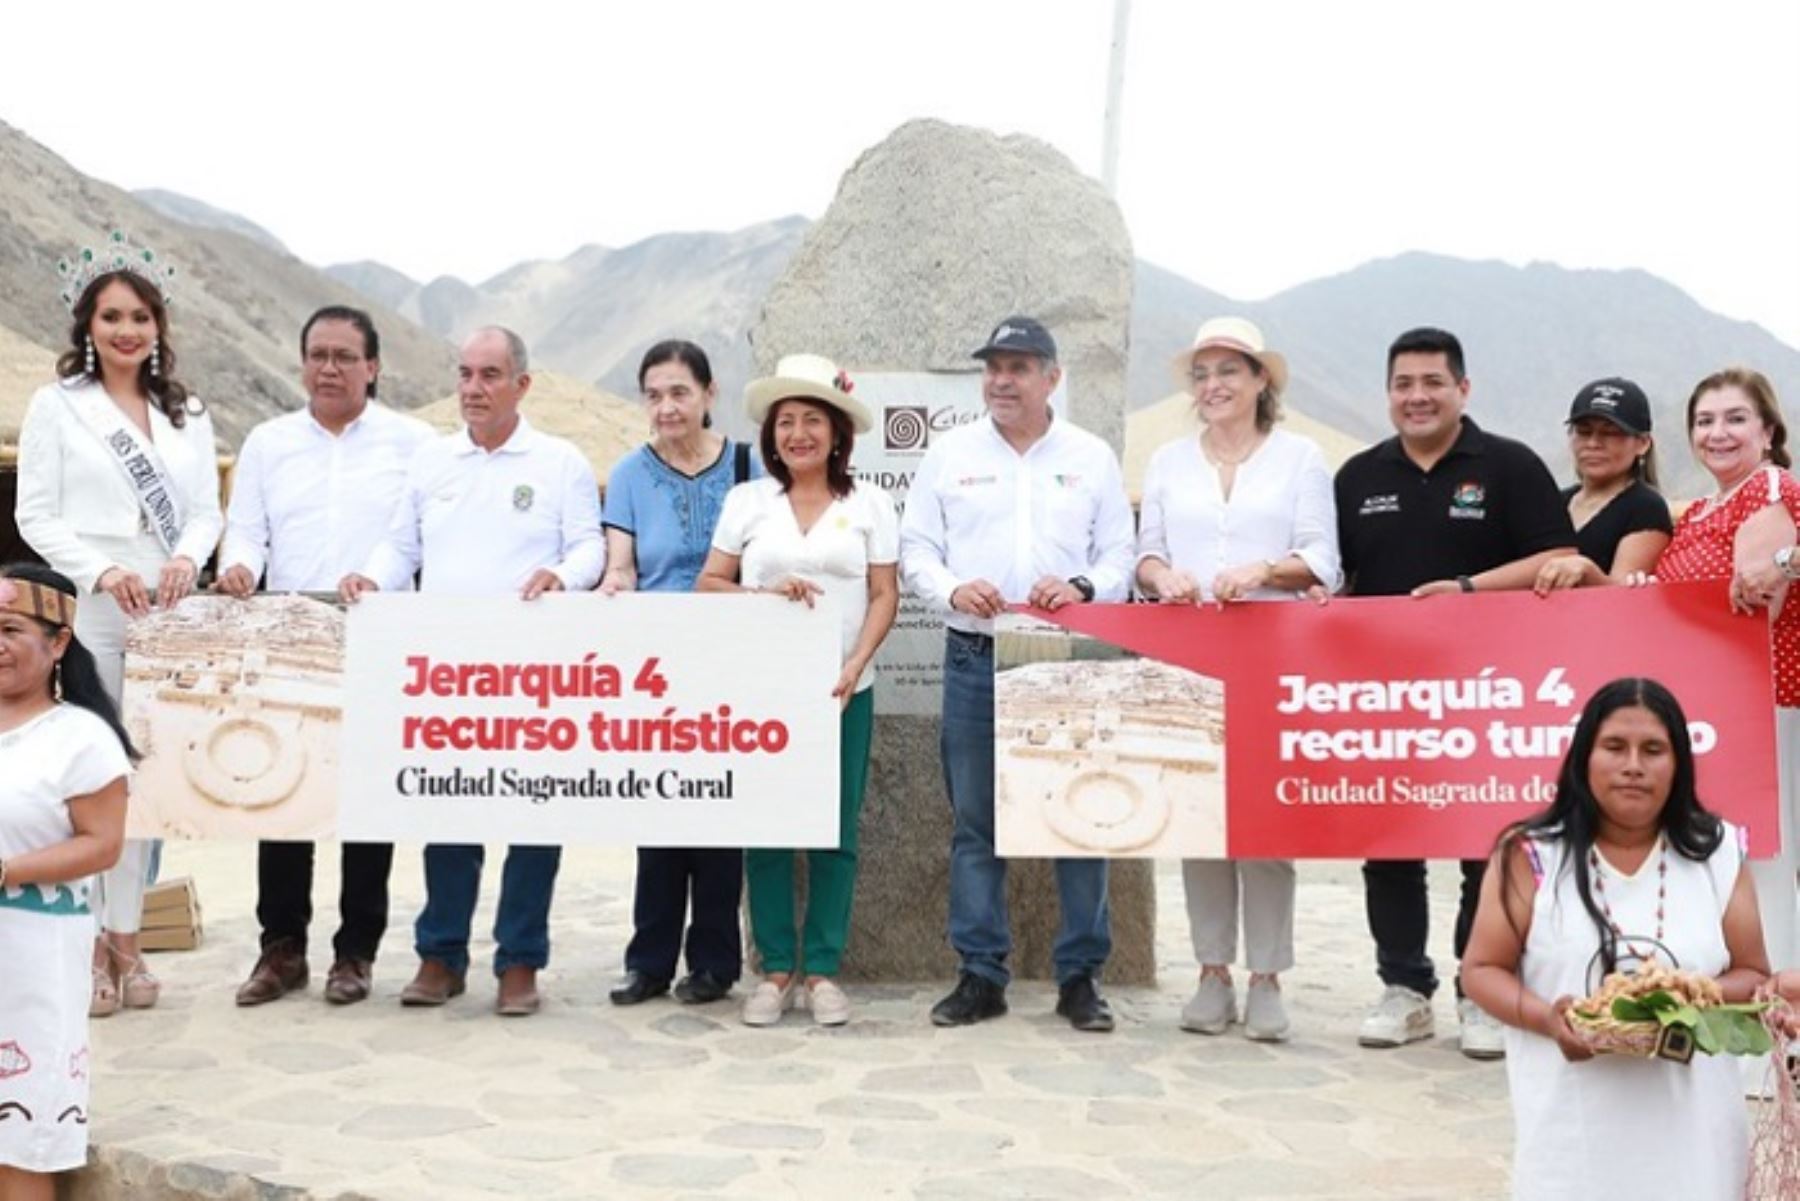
[[748, 118, 1151, 985]]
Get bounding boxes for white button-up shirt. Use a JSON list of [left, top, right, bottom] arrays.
[[1136, 427, 1343, 600], [899, 414, 1133, 634], [220, 403, 434, 592], [362, 416, 604, 595]]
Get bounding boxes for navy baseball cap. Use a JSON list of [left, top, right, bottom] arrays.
[[972, 316, 1057, 361], [1567, 378, 1652, 435]]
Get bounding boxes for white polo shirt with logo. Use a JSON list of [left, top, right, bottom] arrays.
[[362, 416, 604, 596]]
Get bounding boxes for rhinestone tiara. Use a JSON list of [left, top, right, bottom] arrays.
[[56, 230, 177, 312]]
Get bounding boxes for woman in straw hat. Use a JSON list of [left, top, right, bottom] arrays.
[[1136, 317, 1341, 1041], [697, 353, 899, 1027], [0, 563, 134, 1200], [14, 233, 222, 1017], [601, 340, 760, 1008]]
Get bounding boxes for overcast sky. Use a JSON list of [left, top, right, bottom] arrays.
[[5, 0, 1797, 346]]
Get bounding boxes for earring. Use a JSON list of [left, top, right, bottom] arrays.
[[53, 661, 63, 702], [84, 337, 96, 375], [149, 340, 161, 377]]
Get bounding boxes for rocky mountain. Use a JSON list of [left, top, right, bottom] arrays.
[[325, 218, 808, 411], [133, 189, 290, 255], [0, 121, 456, 446]]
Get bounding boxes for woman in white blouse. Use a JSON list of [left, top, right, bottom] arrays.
[[698, 354, 899, 1028], [1136, 317, 1341, 1041], [14, 240, 223, 1016]]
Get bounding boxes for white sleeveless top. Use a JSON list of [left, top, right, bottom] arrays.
[[1502, 824, 1748, 1200]]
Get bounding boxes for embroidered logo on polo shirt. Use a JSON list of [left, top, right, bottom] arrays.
[[1359, 493, 1400, 516], [956, 474, 999, 488], [1449, 481, 1486, 519], [1054, 474, 1083, 488], [512, 485, 535, 512]]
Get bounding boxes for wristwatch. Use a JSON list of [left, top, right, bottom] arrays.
[[1068, 576, 1096, 602], [1777, 546, 1800, 581]]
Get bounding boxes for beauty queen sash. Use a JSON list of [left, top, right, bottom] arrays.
[[57, 382, 184, 555]]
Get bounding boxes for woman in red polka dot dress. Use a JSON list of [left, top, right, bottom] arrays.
[[1645, 367, 1798, 979]]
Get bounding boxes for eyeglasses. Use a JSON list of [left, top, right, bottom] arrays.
[[306, 349, 366, 369], [1189, 362, 1250, 386]]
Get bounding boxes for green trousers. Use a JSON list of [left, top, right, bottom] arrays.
[[745, 687, 874, 976]]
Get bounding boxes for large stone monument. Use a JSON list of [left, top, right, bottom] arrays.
[[749, 119, 1151, 983]]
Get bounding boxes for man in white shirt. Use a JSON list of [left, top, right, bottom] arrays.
[[899, 315, 1134, 1032], [219, 306, 432, 1008], [340, 326, 604, 1016]]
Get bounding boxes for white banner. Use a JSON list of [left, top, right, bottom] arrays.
[[338, 592, 842, 847]]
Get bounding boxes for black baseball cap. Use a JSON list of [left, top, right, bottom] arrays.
[[1566, 377, 1652, 435], [972, 315, 1058, 362]]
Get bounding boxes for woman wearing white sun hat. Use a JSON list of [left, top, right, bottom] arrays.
[[1135, 316, 1341, 1041], [698, 353, 899, 1027]]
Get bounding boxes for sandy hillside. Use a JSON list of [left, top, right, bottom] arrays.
[[413, 372, 645, 483]]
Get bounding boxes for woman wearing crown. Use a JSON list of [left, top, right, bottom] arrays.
[[13, 232, 222, 1016]]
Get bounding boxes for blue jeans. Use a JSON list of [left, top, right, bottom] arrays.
[[414, 844, 561, 977], [941, 631, 1110, 987]]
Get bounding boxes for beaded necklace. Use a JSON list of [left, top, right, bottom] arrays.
[[1589, 838, 1667, 960]]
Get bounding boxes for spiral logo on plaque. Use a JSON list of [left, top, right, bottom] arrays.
[[883, 405, 929, 452]]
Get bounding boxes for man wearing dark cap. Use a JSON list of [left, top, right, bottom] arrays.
[[899, 316, 1134, 1031], [1334, 326, 1575, 1058]]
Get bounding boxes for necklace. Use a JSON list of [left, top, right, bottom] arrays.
[[1202, 430, 1263, 467], [1698, 465, 1767, 519], [1589, 838, 1667, 960]]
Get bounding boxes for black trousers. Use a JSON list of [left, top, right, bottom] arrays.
[[623, 847, 743, 982], [257, 840, 395, 963], [1362, 858, 1485, 998]]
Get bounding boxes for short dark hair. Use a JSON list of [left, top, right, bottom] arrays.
[[638, 340, 714, 391], [760, 398, 856, 499], [301, 306, 381, 399], [1387, 327, 1466, 383]]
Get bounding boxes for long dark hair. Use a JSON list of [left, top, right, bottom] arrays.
[[1496, 677, 1721, 975], [55, 271, 195, 428], [1, 562, 138, 760], [760, 398, 856, 499]]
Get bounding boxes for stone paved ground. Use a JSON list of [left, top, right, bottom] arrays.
[[83, 844, 1516, 1200]]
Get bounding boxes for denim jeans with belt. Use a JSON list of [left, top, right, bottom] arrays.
[[414, 844, 561, 977], [941, 630, 1110, 987]]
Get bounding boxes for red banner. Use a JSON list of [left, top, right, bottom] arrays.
[[1035, 582, 1779, 859]]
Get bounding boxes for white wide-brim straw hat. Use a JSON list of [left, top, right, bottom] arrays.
[[1170, 316, 1289, 398], [744, 353, 874, 434]]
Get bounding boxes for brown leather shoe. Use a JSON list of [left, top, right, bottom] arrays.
[[399, 958, 466, 1007], [496, 966, 541, 1017], [235, 942, 308, 1007], [324, 959, 374, 1005]]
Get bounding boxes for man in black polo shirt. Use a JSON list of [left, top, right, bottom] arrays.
[[1334, 327, 1575, 1059]]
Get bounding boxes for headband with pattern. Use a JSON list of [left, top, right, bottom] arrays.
[[0, 578, 77, 628], [56, 230, 177, 312]]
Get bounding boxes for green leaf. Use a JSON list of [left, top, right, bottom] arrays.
[[1656, 1004, 1701, 1029], [1638, 990, 1679, 1012], [1695, 1009, 1775, 1057], [1611, 997, 1655, 1022]]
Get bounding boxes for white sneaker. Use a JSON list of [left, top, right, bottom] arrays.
[[1457, 998, 1506, 1060], [1358, 985, 1434, 1047], [807, 978, 852, 1026], [1243, 978, 1290, 1042], [740, 976, 799, 1027], [1179, 974, 1236, 1035]]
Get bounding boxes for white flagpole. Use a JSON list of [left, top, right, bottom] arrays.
[[1101, 0, 1132, 196]]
